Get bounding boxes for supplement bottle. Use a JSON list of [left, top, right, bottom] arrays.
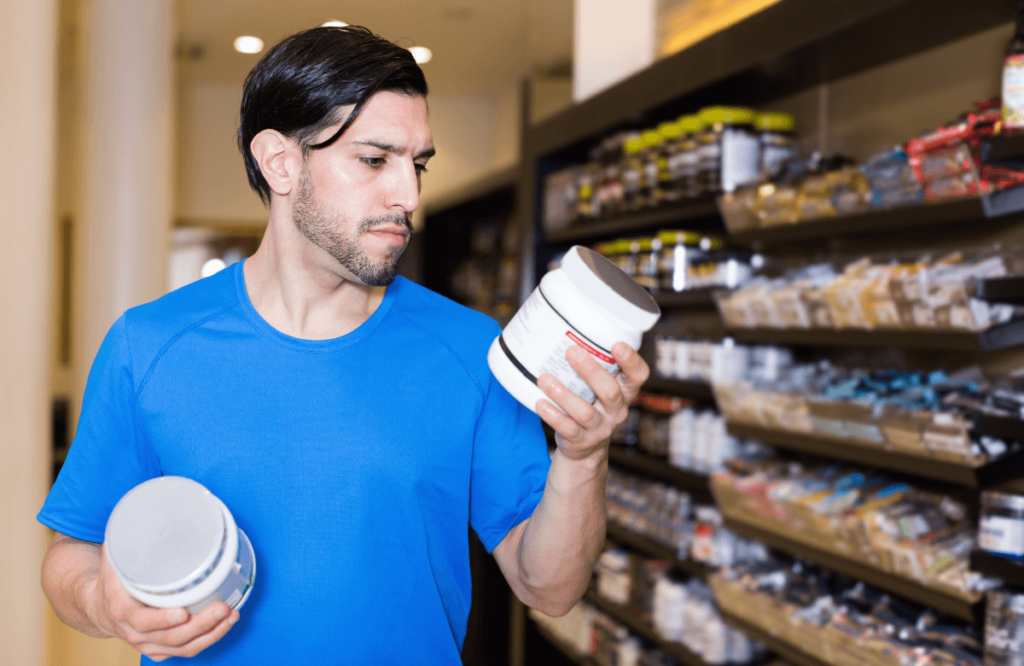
[[756, 112, 796, 180], [697, 106, 760, 194], [634, 237, 660, 292], [621, 134, 646, 211], [675, 115, 704, 199], [639, 129, 664, 208], [657, 121, 683, 203], [105, 476, 256, 614], [487, 245, 660, 412], [657, 230, 702, 292], [596, 134, 626, 217]]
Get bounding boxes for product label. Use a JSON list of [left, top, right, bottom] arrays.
[[1005, 54, 1024, 129], [501, 286, 620, 404], [980, 514, 1024, 556]]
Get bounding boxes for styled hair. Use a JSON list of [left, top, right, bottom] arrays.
[[238, 26, 428, 204]]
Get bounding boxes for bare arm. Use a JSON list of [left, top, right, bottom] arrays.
[[42, 532, 238, 661], [492, 342, 649, 616]]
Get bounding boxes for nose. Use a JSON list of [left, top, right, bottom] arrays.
[[386, 159, 421, 214]]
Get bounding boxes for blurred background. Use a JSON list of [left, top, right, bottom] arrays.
[[5, 0, 1020, 664]]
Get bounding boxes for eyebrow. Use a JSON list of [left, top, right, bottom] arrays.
[[354, 139, 435, 160]]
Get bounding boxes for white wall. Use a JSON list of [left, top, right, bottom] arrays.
[[573, 0, 655, 102]]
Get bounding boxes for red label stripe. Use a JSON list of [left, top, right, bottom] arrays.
[[565, 331, 615, 363]]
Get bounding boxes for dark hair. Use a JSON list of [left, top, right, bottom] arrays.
[[238, 26, 428, 204]]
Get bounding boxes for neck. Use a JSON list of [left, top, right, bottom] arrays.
[[243, 205, 387, 340]]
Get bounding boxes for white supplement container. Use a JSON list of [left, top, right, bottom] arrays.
[[488, 245, 660, 413], [104, 476, 256, 614]]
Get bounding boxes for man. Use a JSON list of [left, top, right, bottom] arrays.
[[39, 26, 648, 663]]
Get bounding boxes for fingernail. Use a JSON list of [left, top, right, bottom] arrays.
[[215, 607, 228, 621], [568, 346, 586, 362], [172, 609, 188, 624], [228, 613, 238, 626]]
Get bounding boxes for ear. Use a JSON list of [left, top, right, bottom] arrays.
[[250, 129, 301, 197]]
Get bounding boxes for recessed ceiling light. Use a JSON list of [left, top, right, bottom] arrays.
[[322, 20, 347, 27], [233, 36, 264, 54], [409, 46, 432, 64]]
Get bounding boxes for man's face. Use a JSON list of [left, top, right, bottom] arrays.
[[293, 91, 434, 286]]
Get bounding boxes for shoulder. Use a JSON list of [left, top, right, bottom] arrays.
[[388, 277, 501, 383], [120, 265, 241, 375]]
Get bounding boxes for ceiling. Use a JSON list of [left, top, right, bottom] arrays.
[[177, 0, 573, 97]]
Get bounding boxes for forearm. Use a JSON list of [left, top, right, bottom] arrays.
[[41, 535, 108, 638], [510, 443, 608, 616]]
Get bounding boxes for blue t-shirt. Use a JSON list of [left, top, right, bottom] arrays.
[[38, 262, 551, 664]]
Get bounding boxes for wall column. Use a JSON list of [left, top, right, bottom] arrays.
[[0, 0, 57, 663], [74, 0, 175, 396]]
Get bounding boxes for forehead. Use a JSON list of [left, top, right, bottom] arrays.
[[340, 91, 432, 146]]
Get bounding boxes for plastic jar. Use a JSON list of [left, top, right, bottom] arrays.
[[620, 135, 645, 211], [675, 115, 704, 199], [639, 129, 664, 208], [657, 230, 702, 292], [488, 245, 660, 412], [105, 476, 256, 614], [656, 121, 683, 203], [596, 134, 626, 218], [634, 237, 660, 292], [756, 112, 796, 180], [980, 491, 1024, 558], [697, 106, 760, 194]]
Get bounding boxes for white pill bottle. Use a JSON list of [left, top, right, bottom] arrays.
[[104, 476, 256, 614], [488, 245, 660, 412]]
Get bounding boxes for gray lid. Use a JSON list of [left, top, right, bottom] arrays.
[[105, 477, 225, 590], [982, 491, 1024, 514], [561, 246, 660, 330]]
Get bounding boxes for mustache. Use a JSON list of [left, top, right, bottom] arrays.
[[358, 214, 413, 235]]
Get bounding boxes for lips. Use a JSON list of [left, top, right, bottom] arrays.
[[367, 226, 410, 244]]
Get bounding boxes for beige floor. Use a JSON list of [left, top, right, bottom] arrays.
[[45, 605, 139, 666]]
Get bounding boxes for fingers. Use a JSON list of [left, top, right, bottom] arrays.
[[612, 342, 650, 400], [138, 610, 238, 659], [140, 603, 231, 648]]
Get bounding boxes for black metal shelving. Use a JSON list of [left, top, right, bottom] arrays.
[[547, 201, 720, 244], [608, 446, 713, 502], [971, 549, 1024, 590], [532, 623, 596, 666], [642, 377, 716, 401], [654, 288, 723, 310], [722, 515, 981, 622], [605, 523, 710, 579], [976, 275, 1024, 305], [727, 421, 1024, 488], [725, 319, 1024, 352]]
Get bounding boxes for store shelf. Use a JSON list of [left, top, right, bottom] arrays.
[[605, 523, 710, 579], [546, 201, 720, 244], [584, 590, 710, 666], [642, 377, 715, 401], [533, 623, 596, 666], [725, 318, 1024, 352], [719, 610, 830, 666], [976, 275, 1024, 305], [722, 514, 981, 622], [971, 549, 1024, 590], [527, 0, 1012, 161], [654, 288, 723, 310], [727, 421, 1024, 488], [608, 446, 713, 502], [726, 197, 991, 246]]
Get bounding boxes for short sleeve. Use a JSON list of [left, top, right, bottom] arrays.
[[469, 369, 551, 553], [37, 315, 161, 543]]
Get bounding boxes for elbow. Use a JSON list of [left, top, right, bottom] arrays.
[[517, 584, 586, 618]]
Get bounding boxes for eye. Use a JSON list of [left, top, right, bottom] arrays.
[[415, 163, 429, 175], [360, 156, 386, 169]]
